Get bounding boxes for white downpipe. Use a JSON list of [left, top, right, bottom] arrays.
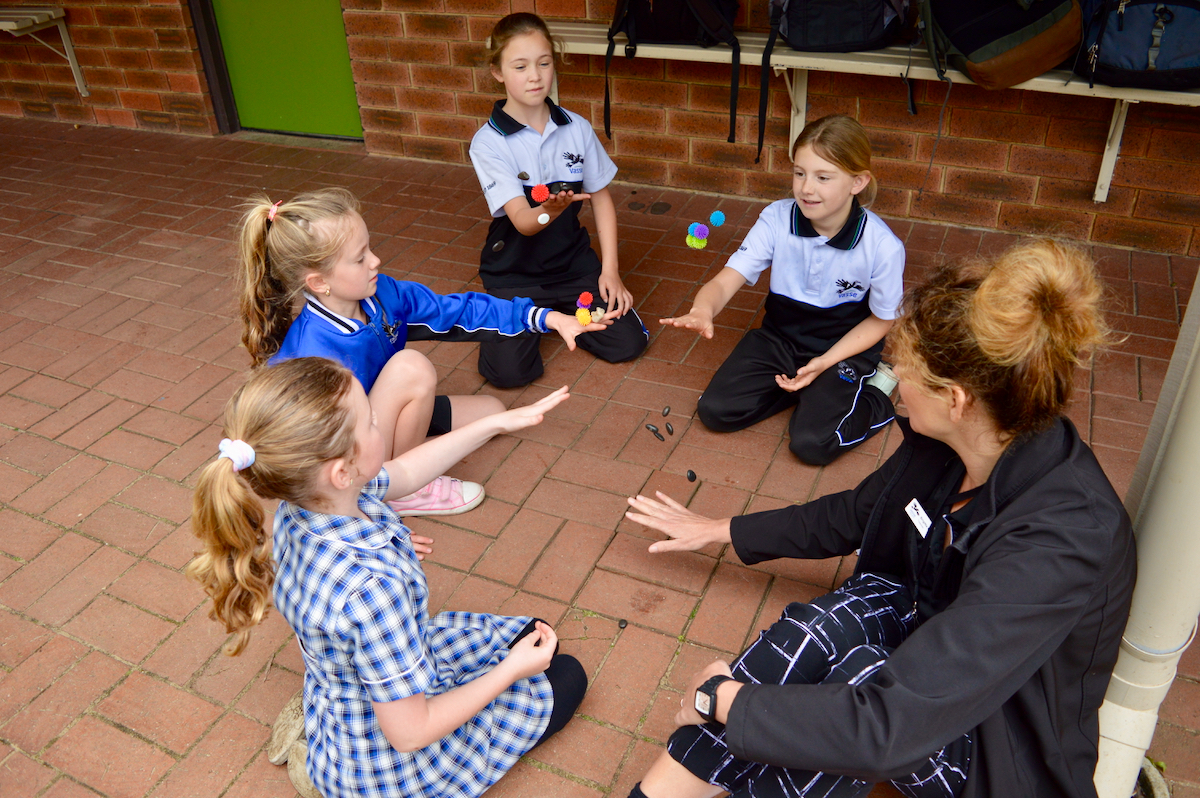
[[1094, 279, 1200, 798]]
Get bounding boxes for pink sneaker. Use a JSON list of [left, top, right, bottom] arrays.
[[387, 476, 484, 517]]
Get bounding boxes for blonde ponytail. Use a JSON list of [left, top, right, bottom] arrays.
[[187, 358, 359, 654], [235, 189, 362, 365]]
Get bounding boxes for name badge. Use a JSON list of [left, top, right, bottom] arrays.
[[905, 498, 932, 538]]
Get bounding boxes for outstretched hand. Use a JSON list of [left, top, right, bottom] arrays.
[[495, 386, 570, 435], [659, 309, 715, 339], [536, 189, 591, 220], [626, 491, 733, 553], [546, 310, 616, 351], [776, 356, 829, 393]]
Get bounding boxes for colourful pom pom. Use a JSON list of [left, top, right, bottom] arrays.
[[693, 236, 708, 249], [709, 210, 726, 227], [531, 184, 550, 203], [578, 291, 593, 306], [686, 234, 699, 248], [575, 308, 592, 325], [590, 307, 605, 323], [687, 222, 699, 236], [694, 224, 709, 240]]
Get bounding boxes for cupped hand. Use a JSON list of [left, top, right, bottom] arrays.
[[546, 310, 614, 351], [659, 310, 715, 339], [626, 491, 733, 553], [776, 358, 827, 393], [505, 620, 557, 680], [538, 190, 590, 217]]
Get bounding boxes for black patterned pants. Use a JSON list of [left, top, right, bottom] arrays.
[[668, 573, 971, 798]]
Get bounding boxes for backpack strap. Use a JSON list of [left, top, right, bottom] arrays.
[[756, 0, 784, 162], [604, 0, 635, 140], [685, 0, 740, 142]]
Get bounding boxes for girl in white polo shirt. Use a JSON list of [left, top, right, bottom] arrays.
[[469, 13, 647, 388], [663, 115, 904, 465]]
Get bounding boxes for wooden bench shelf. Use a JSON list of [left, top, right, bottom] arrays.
[[0, 6, 89, 98], [549, 21, 1200, 203]]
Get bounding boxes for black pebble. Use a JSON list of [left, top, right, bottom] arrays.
[[618, 619, 628, 628], [649, 201, 671, 215], [662, 406, 670, 416], [665, 422, 674, 436], [628, 201, 645, 211], [653, 430, 665, 442], [687, 470, 697, 482], [491, 240, 505, 252], [631, 190, 637, 194], [645, 423, 659, 433]]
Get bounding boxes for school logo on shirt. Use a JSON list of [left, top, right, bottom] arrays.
[[835, 278, 865, 299], [563, 151, 584, 175]]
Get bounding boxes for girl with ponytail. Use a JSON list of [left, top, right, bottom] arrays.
[[624, 240, 1135, 798], [189, 358, 586, 798]]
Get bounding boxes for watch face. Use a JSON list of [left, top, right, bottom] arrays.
[[695, 691, 712, 716]]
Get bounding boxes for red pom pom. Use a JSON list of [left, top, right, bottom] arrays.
[[531, 184, 550, 203], [578, 291, 593, 306]]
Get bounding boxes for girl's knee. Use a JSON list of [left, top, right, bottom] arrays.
[[376, 350, 437, 396]]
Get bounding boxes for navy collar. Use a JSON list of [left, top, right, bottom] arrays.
[[789, 197, 867, 251], [486, 98, 572, 136]]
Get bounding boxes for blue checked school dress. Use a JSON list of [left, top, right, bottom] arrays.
[[271, 468, 552, 798]]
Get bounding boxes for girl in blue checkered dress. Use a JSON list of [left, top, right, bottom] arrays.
[[188, 357, 587, 798]]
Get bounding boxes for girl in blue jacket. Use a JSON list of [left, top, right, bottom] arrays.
[[237, 187, 608, 515]]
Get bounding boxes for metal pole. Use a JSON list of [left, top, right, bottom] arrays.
[[1094, 278, 1200, 798]]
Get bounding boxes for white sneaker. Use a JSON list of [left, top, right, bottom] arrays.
[[287, 739, 321, 798], [266, 691, 304, 765], [866, 362, 898, 397]]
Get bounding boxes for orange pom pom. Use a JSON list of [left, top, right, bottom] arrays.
[[531, 184, 550, 203]]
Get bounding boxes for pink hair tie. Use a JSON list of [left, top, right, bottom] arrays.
[[218, 438, 256, 472], [266, 200, 283, 224]]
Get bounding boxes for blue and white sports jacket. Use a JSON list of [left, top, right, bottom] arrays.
[[270, 275, 551, 391]]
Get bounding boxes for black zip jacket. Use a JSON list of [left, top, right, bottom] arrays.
[[724, 417, 1136, 798]]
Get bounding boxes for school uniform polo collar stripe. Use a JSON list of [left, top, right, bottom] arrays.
[[487, 98, 573, 136], [789, 198, 867, 251], [303, 293, 373, 334]]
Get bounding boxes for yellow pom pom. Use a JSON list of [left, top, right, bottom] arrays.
[[575, 308, 592, 325]]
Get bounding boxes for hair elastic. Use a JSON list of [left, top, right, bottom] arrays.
[[218, 438, 256, 472], [266, 200, 283, 224]]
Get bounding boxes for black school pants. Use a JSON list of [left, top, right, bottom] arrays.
[[696, 326, 894, 466], [478, 270, 648, 389], [666, 573, 972, 798]]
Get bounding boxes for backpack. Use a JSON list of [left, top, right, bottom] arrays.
[[756, 0, 908, 161], [605, 0, 741, 142], [921, 0, 1082, 90], [1075, 1, 1200, 89]]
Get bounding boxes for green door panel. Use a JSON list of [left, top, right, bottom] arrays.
[[211, 0, 363, 138]]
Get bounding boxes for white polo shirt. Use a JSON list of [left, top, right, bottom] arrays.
[[470, 99, 617, 218], [469, 99, 617, 290], [727, 198, 905, 321]]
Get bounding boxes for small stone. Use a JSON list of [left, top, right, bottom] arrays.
[[645, 424, 659, 433], [662, 406, 670, 416], [518, 171, 530, 180], [652, 430, 665, 441], [618, 619, 628, 628], [591, 307, 605, 323], [687, 470, 697, 482], [491, 240, 505, 252], [649, 201, 671, 215], [628, 201, 646, 210], [665, 422, 674, 436], [537, 212, 550, 225]]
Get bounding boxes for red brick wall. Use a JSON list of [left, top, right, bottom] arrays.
[[346, 1, 1200, 256], [0, 0, 215, 134]]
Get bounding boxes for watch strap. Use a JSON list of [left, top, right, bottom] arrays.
[[696, 675, 734, 723]]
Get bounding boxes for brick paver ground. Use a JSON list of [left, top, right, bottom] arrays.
[[0, 116, 1197, 797]]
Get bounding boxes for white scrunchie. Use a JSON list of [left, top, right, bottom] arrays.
[[218, 438, 255, 472]]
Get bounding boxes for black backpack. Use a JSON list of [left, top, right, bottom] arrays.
[[757, 0, 908, 160], [605, 0, 741, 142], [1075, 0, 1200, 88]]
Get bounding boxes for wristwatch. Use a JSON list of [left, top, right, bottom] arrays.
[[694, 675, 734, 723]]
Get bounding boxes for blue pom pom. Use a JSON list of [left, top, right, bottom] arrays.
[[687, 222, 699, 236], [709, 210, 726, 227]]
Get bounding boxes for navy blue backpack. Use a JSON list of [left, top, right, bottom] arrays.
[[1075, 1, 1200, 88]]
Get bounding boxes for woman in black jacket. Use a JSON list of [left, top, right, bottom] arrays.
[[624, 239, 1136, 798]]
